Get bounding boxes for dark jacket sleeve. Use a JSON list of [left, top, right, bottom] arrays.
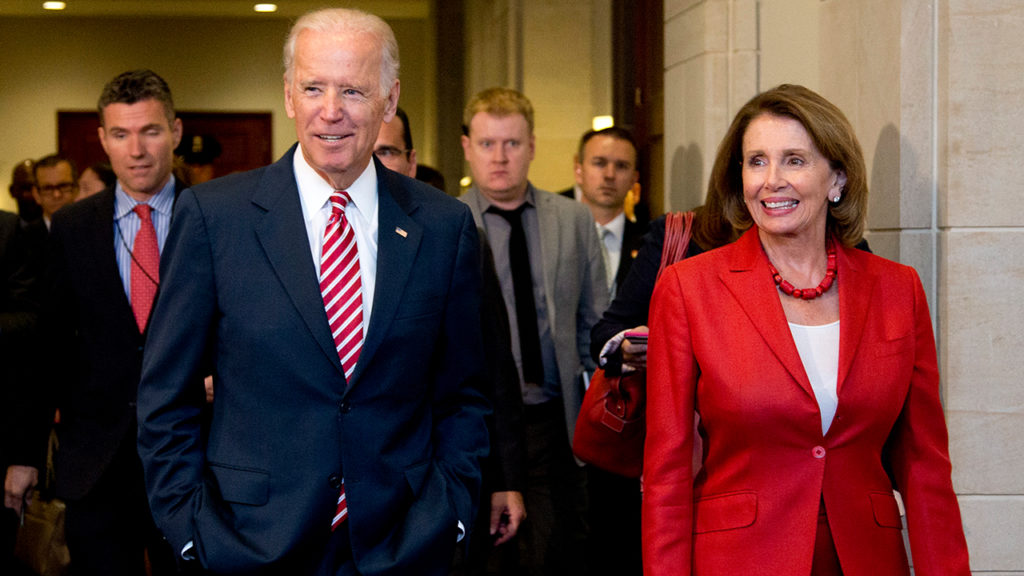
[[1, 211, 45, 468]]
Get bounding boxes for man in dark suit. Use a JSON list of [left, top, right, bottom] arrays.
[[137, 9, 489, 575], [573, 127, 647, 575], [1, 209, 39, 575], [573, 127, 647, 301], [14, 69, 184, 576]]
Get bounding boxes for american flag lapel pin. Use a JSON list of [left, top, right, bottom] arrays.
[[395, 227, 408, 238]]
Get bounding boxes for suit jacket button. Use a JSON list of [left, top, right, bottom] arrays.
[[328, 473, 342, 489], [338, 401, 351, 414], [812, 446, 826, 459]]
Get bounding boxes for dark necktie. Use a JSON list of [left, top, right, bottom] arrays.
[[491, 204, 544, 385], [131, 204, 160, 332]]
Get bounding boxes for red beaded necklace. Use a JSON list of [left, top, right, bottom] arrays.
[[765, 240, 837, 300]]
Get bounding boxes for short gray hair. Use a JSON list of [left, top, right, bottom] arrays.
[[283, 8, 400, 99]]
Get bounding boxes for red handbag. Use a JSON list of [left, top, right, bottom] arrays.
[[573, 211, 694, 478]]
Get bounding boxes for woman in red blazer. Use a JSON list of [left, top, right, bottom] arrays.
[[643, 85, 969, 575]]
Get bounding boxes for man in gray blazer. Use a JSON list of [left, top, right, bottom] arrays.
[[460, 87, 608, 575]]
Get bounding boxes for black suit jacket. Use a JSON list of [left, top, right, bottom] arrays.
[[35, 181, 185, 500], [137, 149, 490, 575], [612, 217, 648, 295], [1, 210, 40, 469]]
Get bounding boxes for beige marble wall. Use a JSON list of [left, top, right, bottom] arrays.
[[461, 0, 612, 193], [938, 1, 1024, 571], [662, 0, 1024, 572], [663, 0, 757, 213]]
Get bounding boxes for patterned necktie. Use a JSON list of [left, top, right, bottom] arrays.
[[320, 191, 362, 531], [320, 191, 363, 380], [130, 204, 160, 332]]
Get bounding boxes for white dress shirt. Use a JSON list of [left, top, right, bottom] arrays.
[[293, 146, 379, 330]]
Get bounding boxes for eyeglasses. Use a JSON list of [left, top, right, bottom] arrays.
[[374, 146, 409, 160], [37, 182, 77, 197]]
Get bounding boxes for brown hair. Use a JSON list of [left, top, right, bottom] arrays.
[[97, 69, 175, 127], [710, 84, 867, 246]]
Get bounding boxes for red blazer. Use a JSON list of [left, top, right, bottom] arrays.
[[643, 228, 969, 576]]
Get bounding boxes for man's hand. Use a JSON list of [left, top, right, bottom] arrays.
[[621, 325, 649, 370], [4, 465, 39, 514], [489, 490, 526, 546]]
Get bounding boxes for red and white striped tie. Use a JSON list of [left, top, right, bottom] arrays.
[[320, 191, 363, 530]]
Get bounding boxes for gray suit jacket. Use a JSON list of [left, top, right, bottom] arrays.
[[460, 184, 608, 446]]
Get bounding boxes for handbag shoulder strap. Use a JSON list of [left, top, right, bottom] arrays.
[[656, 211, 695, 281]]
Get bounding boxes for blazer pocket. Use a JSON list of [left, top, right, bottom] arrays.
[[208, 463, 269, 506], [870, 332, 913, 359], [694, 491, 757, 534], [869, 491, 903, 529]]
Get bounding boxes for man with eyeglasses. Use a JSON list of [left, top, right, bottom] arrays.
[[31, 154, 79, 230], [374, 106, 417, 178]]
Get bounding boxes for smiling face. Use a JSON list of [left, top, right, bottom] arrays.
[[575, 134, 638, 217], [99, 99, 182, 200], [285, 28, 399, 190], [741, 113, 845, 243], [461, 112, 534, 208]]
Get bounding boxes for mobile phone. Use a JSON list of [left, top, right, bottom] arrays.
[[623, 331, 648, 344]]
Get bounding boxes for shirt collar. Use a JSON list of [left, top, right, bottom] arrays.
[[600, 211, 626, 241], [479, 183, 536, 214], [114, 175, 176, 220], [294, 143, 378, 221]]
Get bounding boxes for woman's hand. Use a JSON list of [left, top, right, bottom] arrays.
[[622, 326, 649, 370]]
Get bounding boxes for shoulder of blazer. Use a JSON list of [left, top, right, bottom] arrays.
[[51, 189, 114, 237], [376, 158, 466, 223]]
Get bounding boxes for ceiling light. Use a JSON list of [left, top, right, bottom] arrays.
[[253, 3, 278, 12], [43, 1, 67, 10], [591, 115, 614, 131]]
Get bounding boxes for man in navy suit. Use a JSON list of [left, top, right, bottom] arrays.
[[137, 8, 489, 575]]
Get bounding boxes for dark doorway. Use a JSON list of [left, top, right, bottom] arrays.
[[613, 0, 664, 218]]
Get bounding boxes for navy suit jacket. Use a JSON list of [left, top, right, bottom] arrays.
[[137, 148, 490, 574]]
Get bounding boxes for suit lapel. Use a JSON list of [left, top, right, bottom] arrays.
[[91, 191, 139, 334], [719, 229, 815, 398], [252, 148, 345, 378], [352, 165, 423, 389], [534, 187, 561, 329], [836, 245, 875, 395]]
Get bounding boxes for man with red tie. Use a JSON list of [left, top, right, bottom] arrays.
[[10, 69, 184, 576], [137, 8, 489, 575]]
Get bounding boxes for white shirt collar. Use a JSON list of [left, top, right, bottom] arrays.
[[293, 144, 378, 224], [599, 211, 626, 242]]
